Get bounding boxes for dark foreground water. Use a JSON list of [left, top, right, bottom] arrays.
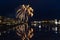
[[0, 27, 60, 40]]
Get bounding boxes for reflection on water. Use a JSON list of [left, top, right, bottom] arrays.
[[0, 27, 60, 40]]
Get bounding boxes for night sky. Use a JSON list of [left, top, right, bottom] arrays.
[[0, 0, 57, 19], [0, 0, 60, 40]]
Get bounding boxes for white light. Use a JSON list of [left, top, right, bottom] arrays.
[[33, 24, 37, 26], [58, 20, 60, 24], [39, 25, 41, 28], [55, 19, 58, 25], [52, 27, 58, 34], [55, 22, 58, 24], [39, 25, 41, 31], [39, 21, 41, 23], [55, 27, 57, 31], [52, 27, 57, 31]]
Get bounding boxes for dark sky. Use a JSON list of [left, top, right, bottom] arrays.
[[0, 0, 60, 40], [0, 0, 58, 19]]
